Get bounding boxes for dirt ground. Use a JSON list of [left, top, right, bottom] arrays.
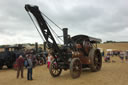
[[0, 57, 128, 85]]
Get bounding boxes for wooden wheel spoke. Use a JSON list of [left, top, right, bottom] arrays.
[[54, 70, 57, 74]]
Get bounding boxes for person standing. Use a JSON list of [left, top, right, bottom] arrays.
[[104, 54, 110, 62], [47, 53, 53, 69], [125, 51, 128, 63], [16, 55, 24, 79], [102, 51, 104, 57], [120, 51, 124, 63], [27, 54, 33, 80]]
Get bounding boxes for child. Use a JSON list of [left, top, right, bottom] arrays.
[[47, 53, 53, 69]]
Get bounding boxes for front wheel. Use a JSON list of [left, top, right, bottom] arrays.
[[49, 59, 62, 77], [70, 58, 82, 79]]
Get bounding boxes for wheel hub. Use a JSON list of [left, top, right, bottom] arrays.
[[75, 66, 79, 70]]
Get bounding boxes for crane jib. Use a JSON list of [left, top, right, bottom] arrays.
[[25, 4, 64, 60]]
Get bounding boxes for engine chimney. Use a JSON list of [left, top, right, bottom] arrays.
[[63, 28, 68, 45]]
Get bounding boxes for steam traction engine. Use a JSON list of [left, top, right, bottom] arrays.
[[25, 4, 102, 78]]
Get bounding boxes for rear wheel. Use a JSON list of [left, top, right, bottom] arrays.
[[0, 60, 3, 69], [89, 49, 102, 72], [49, 59, 62, 77], [70, 58, 82, 79]]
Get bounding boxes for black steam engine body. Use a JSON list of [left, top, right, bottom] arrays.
[[0, 45, 25, 69], [25, 4, 102, 78]]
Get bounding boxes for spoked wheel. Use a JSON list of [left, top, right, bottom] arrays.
[[70, 58, 82, 79], [49, 59, 62, 77], [89, 49, 102, 72], [39, 58, 44, 65]]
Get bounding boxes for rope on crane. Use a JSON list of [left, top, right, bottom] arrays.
[[47, 23, 63, 44], [41, 12, 63, 31], [27, 10, 64, 44], [27, 12, 45, 42], [39, 13, 63, 44]]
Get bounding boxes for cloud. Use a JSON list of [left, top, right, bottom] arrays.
[[0, 0, 128, 45]]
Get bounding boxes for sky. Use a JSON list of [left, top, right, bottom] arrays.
[[0, 0, 128, 45]]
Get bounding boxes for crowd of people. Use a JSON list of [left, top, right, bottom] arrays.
[[104, 50, 128, 63]]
